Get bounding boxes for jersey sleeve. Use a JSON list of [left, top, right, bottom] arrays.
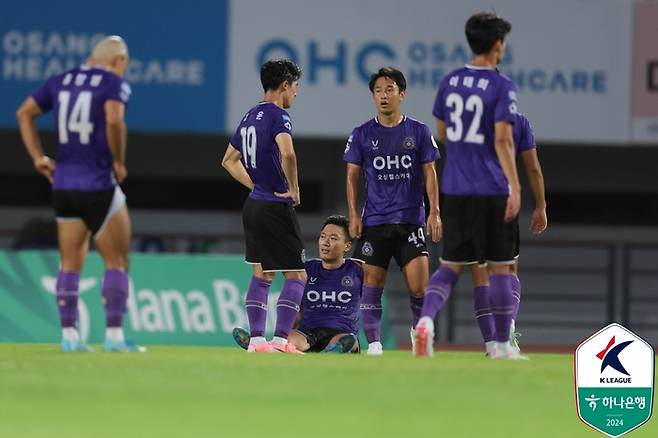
[[494, 79, 518, 124], [419, 124, 441, 163], [105, 75, 131, 105], [31, 77, 56, 113], [342, 128, 363, 165], [432, 79, 446, 120], [271, 110, 293, 138], [517, 116, 537, 153]]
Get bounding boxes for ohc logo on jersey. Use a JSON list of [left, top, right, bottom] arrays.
[[373, 154, 412, 170], [575, 323, 655, 437], [306, 290, 352, 304]]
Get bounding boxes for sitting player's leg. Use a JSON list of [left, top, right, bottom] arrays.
[[95, 201, 144, 352], [56, 219, 93, 352], [471, 265, 496, 355], [287, 329, 311, 352], [322, 333, 359, 353]]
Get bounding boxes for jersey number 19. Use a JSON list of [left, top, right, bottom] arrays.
[[240, 125, 257, 168]]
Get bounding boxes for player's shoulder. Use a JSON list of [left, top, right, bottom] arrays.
[[514, 112, 530, 127], [354, 117, 377, 132], [304, 258, 323, 271], [404, 116, 430, 131], [345, 258, 365, 273]]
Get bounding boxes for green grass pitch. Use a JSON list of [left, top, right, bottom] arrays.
[[0, 344, 654, 437]]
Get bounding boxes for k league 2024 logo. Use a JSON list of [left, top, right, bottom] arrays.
[[575, 323, 655, 437]]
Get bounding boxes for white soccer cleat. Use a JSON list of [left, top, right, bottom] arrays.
[[490, 341, 528, 360], [414, 317, 434, 357], [366, 341, 383, 356]]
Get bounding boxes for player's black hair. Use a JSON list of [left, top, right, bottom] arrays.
[[465, 12, 512, 55], [368, 67, 407, 93], [260, 59, 302, 92], [321, 215, 351, 242]]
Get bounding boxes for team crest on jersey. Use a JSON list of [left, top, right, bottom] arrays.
[[403, 137, 416, 150], [362, 242, 373, 256], [341, 276, 354, 287]]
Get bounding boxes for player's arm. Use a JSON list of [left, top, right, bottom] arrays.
[[221, 145, 254, 190], [494, 121, 521, 222], [521, 149, 547, 234], [423, 162, 442, 242], [435, 119, 447, 144], [274, 132, 301, 207], [16, 97, 55, 183], [105, 100, 128, 183], [346, 163, 362, 239]]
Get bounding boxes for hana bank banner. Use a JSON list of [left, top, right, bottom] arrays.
[[0, 0, 228, 132], [0, 251, 394, 348], [228, 0, 634, 144]]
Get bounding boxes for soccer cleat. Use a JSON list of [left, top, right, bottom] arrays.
[[410, 327, 417, 355], [270, 341, 305, 354], [104, 339, 147, 353], [510, 330, 522, 352], [490, 341, 528, 360], [61, 340, 94, 353], [322, 334, 358, 353], [247, 341, 273, 353], [232, 327, 250, 350], [366, 341, 383, 356], [414, 318, 435, 357]]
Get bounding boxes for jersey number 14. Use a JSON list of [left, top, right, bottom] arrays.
[[57, 91, 94, 145]]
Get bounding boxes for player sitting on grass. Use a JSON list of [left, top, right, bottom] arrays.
[[233, 215, 361, 353]]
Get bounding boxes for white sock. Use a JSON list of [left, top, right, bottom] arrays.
[[106, 328, 125, 343], [271, 336, 288, 346], [496, 341, 512, 355], [62, 328, 80, 342], [485, 341, 496, 355], [249, 336, 267, 346]]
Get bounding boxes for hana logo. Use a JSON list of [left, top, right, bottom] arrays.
[[575, 323, 655, 437]]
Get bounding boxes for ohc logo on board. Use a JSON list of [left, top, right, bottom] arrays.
[[575, 323, 655, 437]]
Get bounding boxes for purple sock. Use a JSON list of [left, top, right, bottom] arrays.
[[274, 279, 305, 339], [511, 274, 521, 321], [489, 274, 515, 343], [102, 270, 129, 328], [360, 286, 384, 343], [474, 286, 496, 342], [56, 271, 80, 328], [409, 294, 424, 327], [420, 267, 458, 321], [245, 276, 271, 337]]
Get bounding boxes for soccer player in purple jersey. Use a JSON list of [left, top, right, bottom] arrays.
[[414, 13, 525, 359], [233, 215, 362, 353], [16, 36, 144, 353], [222, 59, 307, 354], [475, 112, 547, 354], [344, 67, 442, 356]]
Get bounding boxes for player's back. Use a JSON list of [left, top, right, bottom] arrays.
[[32, 65, 131, 191], [299, 258, 362, 334], [433, 65, 518, 196], [230, 102, 293, 203]]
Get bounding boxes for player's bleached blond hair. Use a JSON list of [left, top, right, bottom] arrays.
[[89, 35, 129, 63]]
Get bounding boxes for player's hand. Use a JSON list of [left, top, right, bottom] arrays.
[[426, 213, 442, 242], [113, 161, 127, 184], [530, 207, 547, 235], [349, 214, 362, 240], [504, 190, 521, 223], [274, 189, 301, 207], [34, 155, 55, 184]]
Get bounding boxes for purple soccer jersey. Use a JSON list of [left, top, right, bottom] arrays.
[[31, 65, 131, 191], [343, 117, 440, 227], [299, 259, 363, 334], [513, 113, 536, 155], [433, 65, 519, 196], [229, 102, 293, 203]]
